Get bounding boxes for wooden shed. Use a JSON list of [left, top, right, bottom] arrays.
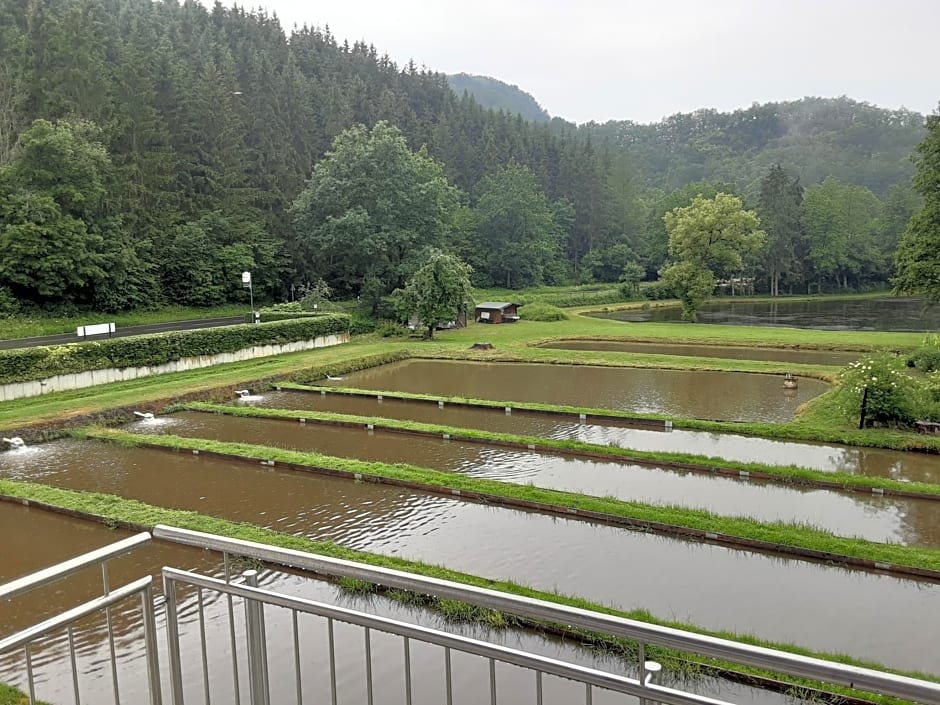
[[475, 302, 521, 324]]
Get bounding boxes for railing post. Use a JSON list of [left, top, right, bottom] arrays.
[[141, 581, 164, 705], [243, 570, 270, 705], [639, 660, 662, 705], [163, 574, 185, 705]]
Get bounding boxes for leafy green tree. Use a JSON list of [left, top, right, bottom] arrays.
[[0, 119, 154, 309], [756, 164, 804, 296], [895, 109, 940, 302], [660, 193, 765, 320], [290, 122, 461, 307], [803, 177, 884, 291], [618, 261, 646, 297], [394, 249, 473, 339], [638, 181, 735, 277], [471, 163, 562, 288]]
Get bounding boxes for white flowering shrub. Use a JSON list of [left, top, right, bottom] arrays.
[[838, 353, 918, 427]]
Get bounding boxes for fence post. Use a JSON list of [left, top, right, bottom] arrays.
[[858, 386, 869, 430], [639, 660, 662, 705], [163, 575, 184, 705], [243, 570, 270, 705], [141, 581, 164, 705]]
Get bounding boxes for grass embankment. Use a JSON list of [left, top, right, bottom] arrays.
[[0, 683, 44, 705], [83, 427, 940, 576], [0, 346, 406, 434], [278, 380, 940, 454], [0, 303, 251, 340], [182, 402, 940, 499], [0, 479, 933, 705]]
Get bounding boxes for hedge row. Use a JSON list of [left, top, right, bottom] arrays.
[[0, 314, 350, 385], [247, 311, 331, 323]]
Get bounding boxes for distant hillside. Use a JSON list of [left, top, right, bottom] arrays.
[[581, 97, 925, 196], [447, 73, 551, 123]]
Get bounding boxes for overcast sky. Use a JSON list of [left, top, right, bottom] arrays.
[[245, 0, 939, 124]]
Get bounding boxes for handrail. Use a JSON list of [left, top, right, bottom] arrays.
[[0, 532, 151, 602], [163, 567, 734, 705], [153, 524, 940, 705], [0, 576, 152, 653]]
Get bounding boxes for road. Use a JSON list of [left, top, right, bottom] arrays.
[[0, 316, 246, 350]]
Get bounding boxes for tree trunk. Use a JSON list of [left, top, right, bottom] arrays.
[[426, 325, 434, 340]]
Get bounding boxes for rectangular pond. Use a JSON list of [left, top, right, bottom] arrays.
[[3, 439, 937, 674], [141, 410, 940, 549], [319, 359, 829, 423], [537, 340, 861, 366], [590, 296, 939, 332], [1, 503, 777, 705], [256, 390, 940, 485]]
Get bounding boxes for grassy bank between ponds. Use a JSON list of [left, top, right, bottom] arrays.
[[413, 343, 841, 379], [277, 380, 940, 454], [0, 683, 48, 705], [0, 343, 405, 434], [179, 402, 940, 499], [82, 427, 940, 575], [0, 480, 932, 705]]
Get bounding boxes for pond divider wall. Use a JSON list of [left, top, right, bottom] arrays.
[[279, 384, 674, 431], [101, 437, 940, 583], [236, 405, 939, 503], [0, 333, 349, 401]]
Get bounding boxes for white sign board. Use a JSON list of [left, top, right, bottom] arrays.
[[77, 322, 116, 337], [242, 271, 252, 286], [479, 311, 490, 320]]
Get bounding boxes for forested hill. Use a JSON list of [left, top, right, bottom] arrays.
[[0, 0, 622, 310], [447, 74, 551, 123], [0, 0, 931, 314], [582, 97, 925, 196]]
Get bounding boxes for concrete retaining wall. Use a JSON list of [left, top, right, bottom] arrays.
[[0, 333, 348, 401]]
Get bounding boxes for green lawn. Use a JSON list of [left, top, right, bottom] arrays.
[[0, 303, 251, 340]]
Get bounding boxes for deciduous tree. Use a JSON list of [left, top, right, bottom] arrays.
[[894, 109, 940, 302], [290, 122, 460, 308], [660, 193, 764, 320], [394, 250, 473, 339]]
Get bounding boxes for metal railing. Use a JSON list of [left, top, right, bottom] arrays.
[[162, 565, 689, 705], [153, 524, 940, 705], [0, 532, 162, 705], [5, 525, 940, 705]]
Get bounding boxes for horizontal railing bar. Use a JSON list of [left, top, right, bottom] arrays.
[[163, 568, 732, 705], [0, 532, 150, 602], [153, 525, 940, 705], [0, 576, 152, 653]]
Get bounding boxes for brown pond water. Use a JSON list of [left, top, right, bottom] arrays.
[[537, 340, 861, 366], [320, 360, 828, 423], [257, 391, 940, 485], [3, 441, 938, 674], [146, 411, 940, 548], [1, 504, 791, 705]]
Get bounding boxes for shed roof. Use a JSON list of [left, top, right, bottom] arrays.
[[475, 302, 519, 311]]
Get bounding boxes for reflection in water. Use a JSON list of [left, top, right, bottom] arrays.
[[539, 340, 861, 366], [2, 439, 939, 674], [147, 410, 940, 549], [260, 391, 940, 484], [322, 359, 828, 423], [0, 503, 792, 705], [591, 297, 939, 331]]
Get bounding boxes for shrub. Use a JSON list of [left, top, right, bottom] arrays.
[[519, 302, 568, 321], [907, 336, 940, 373], [643, 281, 676, 301], [376, 321, 408, 337], [838, 353, 919, 428], [0, 314, 350, 384]]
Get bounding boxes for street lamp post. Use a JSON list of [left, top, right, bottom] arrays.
[[242, 271, 256, 323]]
